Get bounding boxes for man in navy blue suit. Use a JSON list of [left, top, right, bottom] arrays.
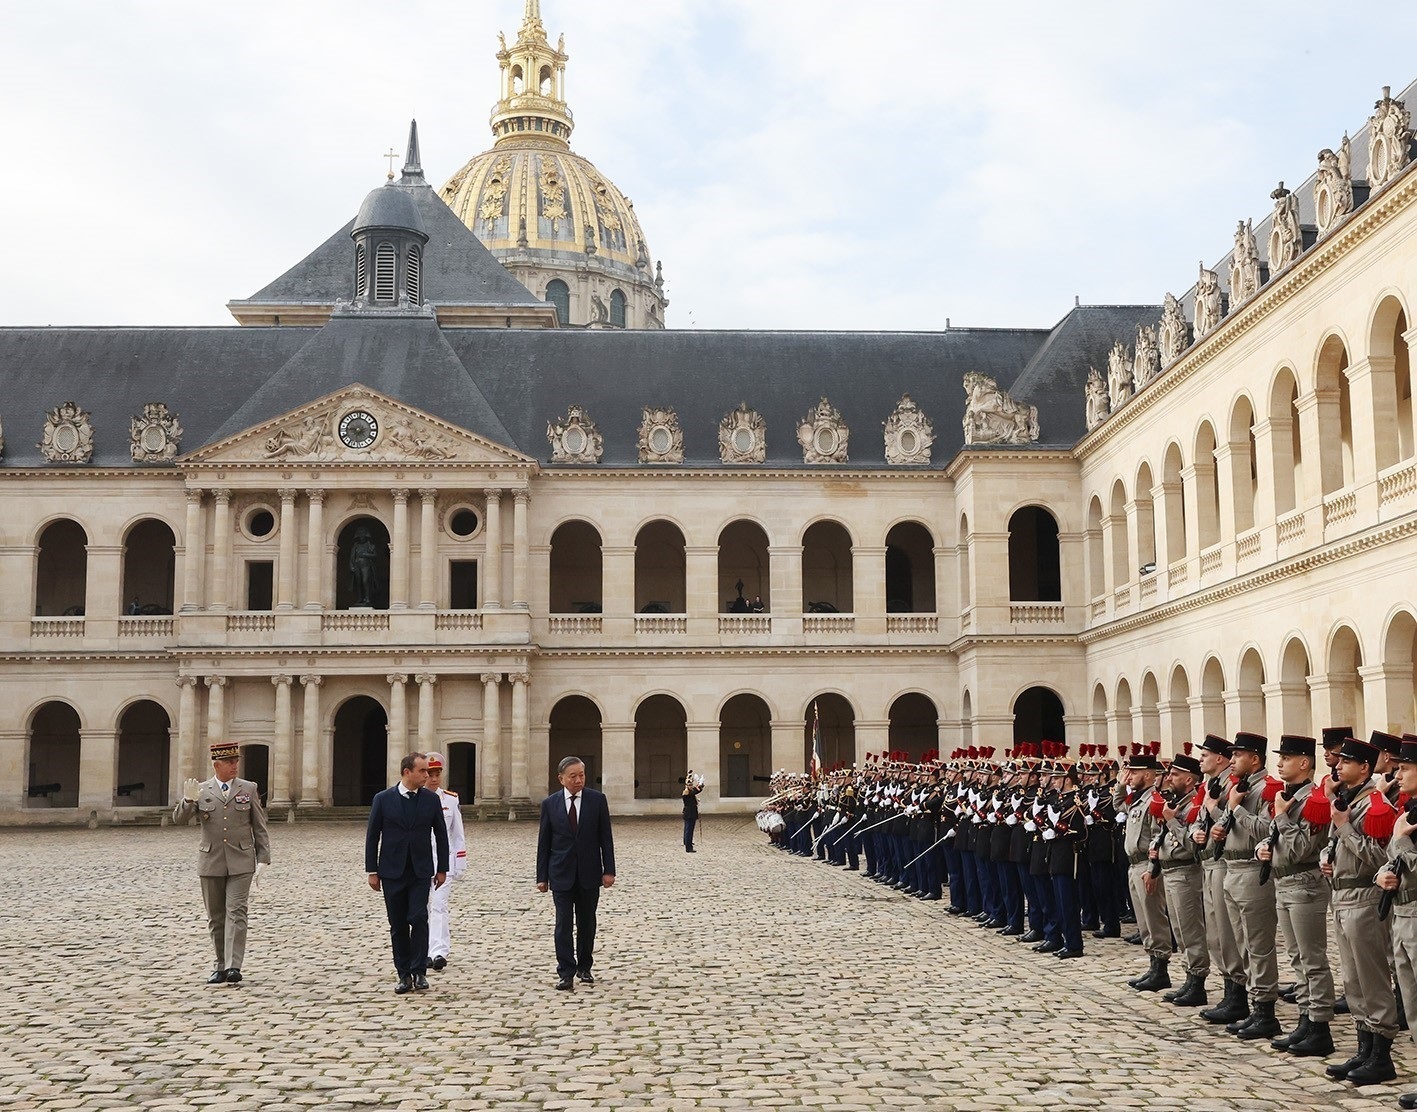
[[536, 756, 616, 990], [365, 752, 449, 995]]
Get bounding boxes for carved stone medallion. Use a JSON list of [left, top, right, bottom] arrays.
[[883, 395, 933, 465], [1314, 135, 1354, 235], [1229, 219, 1261, 305], [638, 406, 684, 464], [1084, 366, 1109, 432], [1268, 183, 1303, 271], [547, 404, 603, 464], [797, 397, 850, 463], [718, 403, 766, 464], [39, 401, 94, 464], [1158, 293, 1190, 366], [130, 402, 183, 463], [1368, 86, 1413, 192], [1193, 264, 1223, 337], [962, 373, 1038, 446], [1132, 325, 1160, 389], [1106, 341, 1133, 409]]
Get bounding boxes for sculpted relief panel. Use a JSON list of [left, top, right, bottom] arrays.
[[798, 397, 850, 463], [638, 407, 684, 464], [1368, 86, 1413, 192], [40, 401, 94, 464], [883, 394, 933, 465], [258, 399, 459, 463], [130, 402, 183, 463], [547, 404, 604, 464], [718, 403, 766, 464], [962, 373, 1037, 446]]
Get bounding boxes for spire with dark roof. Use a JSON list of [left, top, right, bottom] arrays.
[[401, 119, 424, 183]]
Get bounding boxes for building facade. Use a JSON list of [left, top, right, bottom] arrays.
[[2, 51, 1417, 824]]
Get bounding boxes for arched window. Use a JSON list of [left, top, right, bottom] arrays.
[[406, 245, 421, 304], [1269, 369, 1301, 516], [373, 243, 396, 302], [801, 521, 854, 613], [634, 520, 686, 613], [1013, 687, 1065, 747], [545, 279, 570, 325], [1315, 335, 1353, 493], [1193, 422, 1220, 551], [122, 519, 176, 615], [609, 288, 627, 328], [634, 695, 687, 798], [35, 519, 88, 616], [885, 521, 935, 612], [1228, 397, 1257, 534], [718, 520, 770, 612], [549, 520, 603, 614], [720, 694, 771, 796], [1007, 506, 1061, 601]]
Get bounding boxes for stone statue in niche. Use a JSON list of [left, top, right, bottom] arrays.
[[1106, 341, 1133, 409], [1368, 86, 1413, 191], [797, 397, 850, 462], [1193, 264, 1223, 337], [348, 527, 381, 607], [718, 402, 766, 464], [1268, 182, 1303, 271], [1315, 136, 1355, 234], [1229, 219, 1261, 305], [1085, 366, 1109, 432], [39, 401, 94, 464], [1158, 293, 1190, 366], [590, 293, 608, 323], [1132, 325, 1160, 389], [883, 394, 933, 464], [961, 373, 1038, 446], [546, 404, 603, 464]]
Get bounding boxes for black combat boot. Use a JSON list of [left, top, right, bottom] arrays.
[[1345, 1033, 1397, 1085], [1202, 980, 1249, 1025], [1236, 999, 1281, 1040], [1227, 994, 1258, 1034], [1168, 974, 1208, 1008], [1128, 956, 1160, 989], [1286, 1018, 1334, 1057], [1326, 1026, 1373, 1080], [1135, 958, 1171, 993], [1271, 1012, 1310, 1051]]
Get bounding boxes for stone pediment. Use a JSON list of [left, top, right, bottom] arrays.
[[183, 386, 535, 467]]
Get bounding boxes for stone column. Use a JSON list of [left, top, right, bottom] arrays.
[[685, 544, 718, 616], [299, 675, 323, 807], [1179, 467, 1202, 562], [0, 729, 26, 812], [601, 721, 635, 799], [181, 488, 204, 612], [601, 545, 635, 617], [390, 489, 410, 610], [87, 544, 123, 619], [513, 489, 530, 610], [1360, 663, 1408, 736], [1348, 356, 1397, 480], [210, 489, 232, 611], [176, 675, 201, 780], [770, 717, 803, 774], [78, 728, 117, 811], [205, 676, 227, 741], [416, 674, 438, 750], [686, 721, 719, 800], [510, 671, 530, 800], [851, 546, 886, 616], [855, 719, 890, 767], [1213, 443, 1239, 545], [769, 545, 804, 617], [481, 673, 503, 801], [304, 489, 325, 609], [418, 489, 438, 609], [387, 674, 408, 784], [271, 675, 293, 806], [1100, 514, 1121, 596], [1251, 419, 1280, 527], [484, 489, 503, 609], [277, 488, 298, 610]]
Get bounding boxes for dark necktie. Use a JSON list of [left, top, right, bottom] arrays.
[[568, 794, 578, 833]]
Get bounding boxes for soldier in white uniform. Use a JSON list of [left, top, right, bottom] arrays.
[[172, 740, 271, 984], [425, 752, 467, 971]]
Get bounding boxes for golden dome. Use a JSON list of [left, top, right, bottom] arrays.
[[437, 1, 665, 326]]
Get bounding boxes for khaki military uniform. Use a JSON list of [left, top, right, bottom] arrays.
[[1331, 782, 1399, 1039], [173, 776, 271, 972], [1116, 781, 1170, 960], [1159, 808, 1207, 977], [1269, 781, 1335, 1022], [1385, 819, 1417, 1052], [1218, 776, 1281, 1005], [1188, 782, 1245, 989]]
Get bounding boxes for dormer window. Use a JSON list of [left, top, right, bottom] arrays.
[[407, 245, 422, 304], [374, 243, 396, 302], [354, 245, 367, 298]]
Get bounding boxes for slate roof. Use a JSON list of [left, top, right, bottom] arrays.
[[1008, 305, 1163, 447]]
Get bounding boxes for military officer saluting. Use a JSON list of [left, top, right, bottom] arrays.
[[172, 741, 272, 984]]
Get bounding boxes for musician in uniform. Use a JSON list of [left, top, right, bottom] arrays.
[[424, 753, 467, 972], [1153, 750, 1208, 1007], [1043, 756, 1086, 958], [172, 740, 272, 985], [1257, 734, 1336, 1056], [1323, 734, 1401, 1086], [682, 770, 704, 853], [1118, 745, 1171, 991]]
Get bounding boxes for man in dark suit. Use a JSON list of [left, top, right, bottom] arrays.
[[365, 752, 449, 995], [536, 756, 616, 990]]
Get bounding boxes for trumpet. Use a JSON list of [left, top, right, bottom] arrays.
[[684, 769, 705, 791]]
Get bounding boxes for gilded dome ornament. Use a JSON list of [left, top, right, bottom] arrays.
[[797, 397, 849, 464], [638, 407, 684, 464], [719, 403, 766, 464], [883, 396, 933, 465], [130, 402, 183, 463], [39, 401, 94, 464]]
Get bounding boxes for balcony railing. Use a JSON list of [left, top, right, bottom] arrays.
[[549, 615, 602, 634], [635, 615, 686, 634], [434, 612, 483, 632], [887, 614, 940, 633], [322, 611, 390, 632], [1199, 546, 1222, 576], [1090, 597, 1107, 620], [803, 615, 854, 634], [227, 613, 276, 633], [1167, 560, 1188, 589], [1236, 529, 1261, 562], [1009, 604, 1064, 624], [1380, 459, 1417, 505], [31, 617, 84, 638], [1322, 488, 1357, 528], [1276, 510, 1305, 546], [719, 615, 770, 634], [118, 616, 174, 637], [1139, 577, 1157, 602]]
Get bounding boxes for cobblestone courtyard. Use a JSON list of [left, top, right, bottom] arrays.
[[0, 816, 1409, 1111]]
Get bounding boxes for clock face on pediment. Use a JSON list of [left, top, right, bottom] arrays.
[[338, 410, 379, 450]]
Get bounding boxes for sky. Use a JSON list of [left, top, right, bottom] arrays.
[[3, 1, 1417, 332]]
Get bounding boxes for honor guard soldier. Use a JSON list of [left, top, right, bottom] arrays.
[[1208, 732, 1284, 1039], [1152, 749, 1208, 1007], [1194, 734, 1249, 1025], [1323, 734, 1401, 1086], [424, 752, 468, 972], [172, 740, 272, 985], [1259, 734, 1337, 1056], [1119, 744, 1172, 992], [1378, 736, 1417, 1107]]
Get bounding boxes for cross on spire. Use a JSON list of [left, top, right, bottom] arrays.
[[383, 148, 399, 181]]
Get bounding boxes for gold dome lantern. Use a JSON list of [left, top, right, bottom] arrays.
[[440, 1, 667, 329]]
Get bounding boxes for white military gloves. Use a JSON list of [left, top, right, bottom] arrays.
[[182, 778, 202, 802], [252, 862, 269, 887]]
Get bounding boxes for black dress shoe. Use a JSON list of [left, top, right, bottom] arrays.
[[998, 926, 1023, 936], [1019, 930, 1044, 944], [1032, 940, 1062, 953], [946, 907, 967, 916], [576, 970, 594, 984], [430, 955, 447, 972], [225, 969, 242, 984], [206, 969, 227, 985], [555, 977, 575, 991], [1055, 948, 1084, 959], [395, 975, 413, 995], [686, 847, 696, 853], [413, 973, 430, 990]]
